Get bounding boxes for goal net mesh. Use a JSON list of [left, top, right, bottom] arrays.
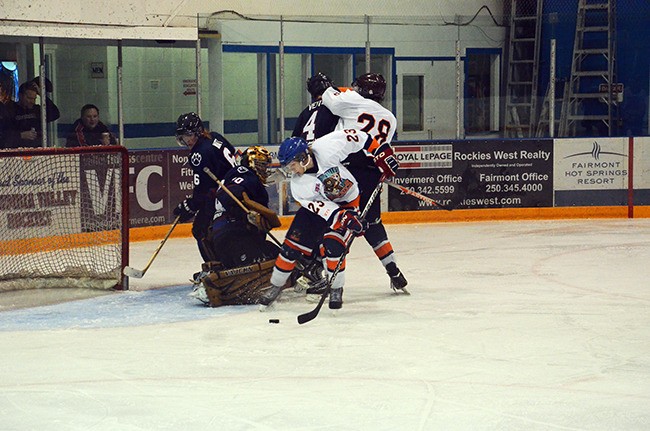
[[0, 146, 128, 291]]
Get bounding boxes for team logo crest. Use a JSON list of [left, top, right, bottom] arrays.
[[318, 167, 352, 199], [191, 152, 202, 166]]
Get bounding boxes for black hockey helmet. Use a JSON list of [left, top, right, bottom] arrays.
[[306, 72, 333, 99], [241, 145, 272, 184], [175, 112, 204, 146], [352, 72, 386, 102]]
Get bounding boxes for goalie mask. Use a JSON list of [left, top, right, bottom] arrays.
[[175, 112, 204, 146], [352, 73, 386, 102], [241, 146, 272, 184]]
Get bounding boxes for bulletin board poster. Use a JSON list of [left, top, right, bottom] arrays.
[[390, 140, 554, 211], [553, 138, 629, 206]]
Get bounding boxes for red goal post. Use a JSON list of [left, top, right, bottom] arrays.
[[0, 145, 129, 291]]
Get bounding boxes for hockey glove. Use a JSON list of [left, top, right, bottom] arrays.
[[373, 143, 399, 181], [173, 199, 197, 222], [247, 210, 271, 233], [331, 209, 368, 236]]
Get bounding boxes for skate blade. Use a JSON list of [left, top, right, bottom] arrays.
[[391, 286, 411, 295], [259, 302, 276, 312]]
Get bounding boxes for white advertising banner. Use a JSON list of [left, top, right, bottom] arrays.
[[554, 138, 629, 191], [0, 153, 82, 239]]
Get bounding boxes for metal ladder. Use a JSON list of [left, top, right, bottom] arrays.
[[560, 0, 617, 137], [504, 0, 543, 138]]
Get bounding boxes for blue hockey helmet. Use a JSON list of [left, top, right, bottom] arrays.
[[278, 137, 309, 166]]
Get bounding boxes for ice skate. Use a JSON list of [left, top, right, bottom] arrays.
[[188, 284, 209, 304], [329, 287, 343, 310], [190, 270, 209, 285], [386, 262, 410, 294], [258, 284, 283, 311]]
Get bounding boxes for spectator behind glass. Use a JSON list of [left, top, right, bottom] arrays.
[[66, 104, 118, 147], [9, 78, 60, 148]]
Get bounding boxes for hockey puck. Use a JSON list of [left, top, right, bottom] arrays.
[[269, 319, 280, 324]]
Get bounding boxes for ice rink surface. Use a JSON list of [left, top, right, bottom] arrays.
[[1, 218, 649, 430]]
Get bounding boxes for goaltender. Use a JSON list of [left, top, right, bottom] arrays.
[[189, 146, 282, 306]]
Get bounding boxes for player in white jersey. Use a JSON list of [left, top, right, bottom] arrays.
[[321, 73, 408, 293], [259, 128, 396, 310]]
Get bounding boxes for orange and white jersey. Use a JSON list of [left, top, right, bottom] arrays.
[[321, 86, 397, 146], [290, 129, 370, 221]]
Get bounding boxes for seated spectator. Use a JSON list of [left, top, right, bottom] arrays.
[[9, 78, 60, 148], [66, 104, 118, 147]]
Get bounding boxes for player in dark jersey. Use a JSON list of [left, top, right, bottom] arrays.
[[204, 145, 280, 269], [173, 112, 237, 264], [292, 72, 339, 142], [189, 146, 283, 305]]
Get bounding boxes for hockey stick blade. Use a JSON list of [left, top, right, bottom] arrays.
[[123, 266, 145, 278], [297, 287, 330, 324], [122, 216, 181, 280]]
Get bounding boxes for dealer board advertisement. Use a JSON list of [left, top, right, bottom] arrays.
[[128, 147, 285, 227], [128, 149, 189, 228], [553, 138, 629, 206], [0, 152, 121, 239], [390, 140, 554, 210]]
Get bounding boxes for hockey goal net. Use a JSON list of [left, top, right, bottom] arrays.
[[0, 146, 129, 291]]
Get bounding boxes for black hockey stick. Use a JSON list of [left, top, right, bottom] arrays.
[[297, 181, 384, 325], [203, 166, 283, 248], [385, 180, 454, 211], [123, 215, 181, 278]]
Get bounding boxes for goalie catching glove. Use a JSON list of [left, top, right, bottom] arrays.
[[330, 208, 368, 236], [373, 143, 399, 181], [173, 198, 197, 222], [242, 192, 281, 232], [247, 211, 271, 232]]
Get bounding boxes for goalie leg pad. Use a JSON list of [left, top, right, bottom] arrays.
[[203, 260, 275, 307]]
